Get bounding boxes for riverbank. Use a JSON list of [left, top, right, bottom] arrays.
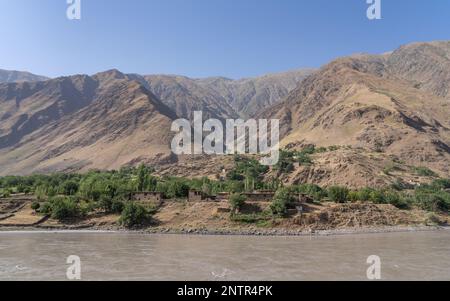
[[0, 222, 448, 238], [1, 197, 448, 236]]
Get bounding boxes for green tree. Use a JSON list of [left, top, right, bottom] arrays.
[[229, 194, 247, 214], [61, 180, 79, 196], [120, 203, 149, 228], [271, 188, 296, 216], [48, 197, 80, 221], [137, 164, 148, 191]]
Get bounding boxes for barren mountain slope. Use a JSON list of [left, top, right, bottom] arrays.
[[260, 42, 450, 184], [197, 69, 315, 117], [387, 41, 450, 99], [142, 75, 239, 120], [0, 69, 49, 83], [0, 70, 176, 175]]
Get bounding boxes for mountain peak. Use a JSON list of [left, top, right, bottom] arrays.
[[0, 69, 49, 83]]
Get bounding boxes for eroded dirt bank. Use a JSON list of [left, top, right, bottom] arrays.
[[1, 197, 448, 236]]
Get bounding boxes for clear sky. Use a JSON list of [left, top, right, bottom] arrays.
[[0, 0, 449, 79]]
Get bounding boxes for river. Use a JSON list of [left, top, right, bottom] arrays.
[[0, 230, 449, 281]]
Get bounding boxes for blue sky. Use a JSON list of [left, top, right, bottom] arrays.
[[0, 0, 449, 79]]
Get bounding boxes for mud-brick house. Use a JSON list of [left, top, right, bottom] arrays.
[[242, 191, 275, 202], [216, 192, 230, 201], [130, 192, 164, 205], [188, 190, 216, 202]]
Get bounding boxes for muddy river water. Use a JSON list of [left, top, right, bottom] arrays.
[[0, 230, 449, 280]]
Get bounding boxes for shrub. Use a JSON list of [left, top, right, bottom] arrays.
[[328, 146, 340, 152], [111, 199, 125, 214], [271, 188, 296, 216], [39, 202, 52, 215], [384, 190, 410, 209], [316, 147, 328, 153], [99, 195, 114, 212], [48, 197, 80, 221], [291, 184, 326, 202], [60, 180, 79, 196], [413, 167, 437, 177], [229, 194, 246, 214], [348, 191, 359, 202], [297, 153, 313, 165], [327, 186, 350, 203], [431, 179, 450, 190], [231, 213, 269, 224], [120, 203, 149, 228], [1, 189, 11, 198], [31, 201, 40, 211], [356, 188, 374, 202], [414, 191, 450, 212], [369, 190, 386, 204]]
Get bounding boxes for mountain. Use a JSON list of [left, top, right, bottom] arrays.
[[0, 66, 313, 175], [141, 75, 240, 120], [1, 41, 449, 183], [0, 70, 176, 175], [0, 69, 49, 83], [196, 69, 315, 117], [140, 69, 314, 119], [260, 41, 450, 187]]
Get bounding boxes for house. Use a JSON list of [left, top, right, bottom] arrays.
[[188, 190, 216, 202], [216, 192, 230, 201], [242, 191, 275, 202]]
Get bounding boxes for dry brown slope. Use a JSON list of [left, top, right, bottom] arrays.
[[142, 75, 239, 120], [0, 71, 177, 175], [197, 69, 315, 117], [261, 42, 450, 183]]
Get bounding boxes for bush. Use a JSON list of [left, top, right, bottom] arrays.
[[111, 199, 125, 214], [231, 213, 270, 225], [357, 188, 375, 202], [369, 190, 385, 204], [291, 184, 326, 202], [1, 189, 11, 198], [120, 203, 149, 228], [31, 201, 40, 211], [384, 190, 410, 209], [60, 180, 79, 196], [414, 191, 450, 212], [297, 153, 313, 166], [39, 202, 52, 215], [229, 194, 246, 214], [48, 197, 80, 221], [413, 167, 437, 177], [327, 186, 350, 203], [271, 188, 296, 216], [431, 179, 450, 190], [99, 195, 118, 213]]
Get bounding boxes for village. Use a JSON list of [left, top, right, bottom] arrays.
[[130, 189, 314, 216], [0, 186, 325, 231]]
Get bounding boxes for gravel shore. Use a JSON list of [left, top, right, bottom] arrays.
[[0, 225, 447, 237]]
